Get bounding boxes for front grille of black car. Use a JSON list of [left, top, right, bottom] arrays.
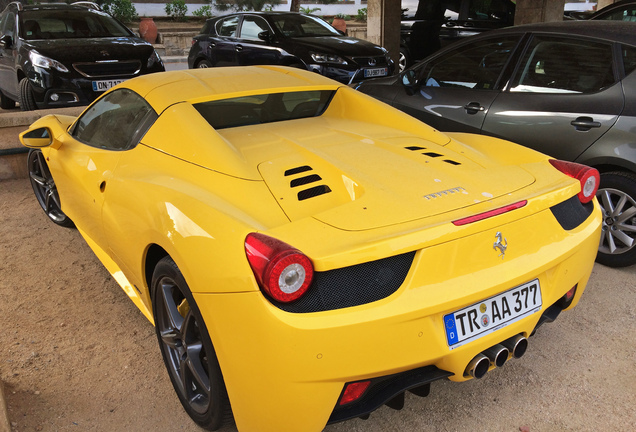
[[73, 60, 142, 78], [270, 251, 416, 313], [550, 195, 594, 230], [351, 55, 389, 67]]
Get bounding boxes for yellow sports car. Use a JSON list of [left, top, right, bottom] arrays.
[[21, 66, 602, 431]]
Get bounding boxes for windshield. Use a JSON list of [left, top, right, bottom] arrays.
[[271, 14, 341, 37], [20, 9, 132, 40]]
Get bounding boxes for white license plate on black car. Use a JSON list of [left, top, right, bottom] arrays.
[[444, 279, 542, 349], [364, 67, 388, 78], [92, 79, 126, 92]]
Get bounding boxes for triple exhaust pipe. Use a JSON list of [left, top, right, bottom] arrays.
[[465, 334, 528, 379]]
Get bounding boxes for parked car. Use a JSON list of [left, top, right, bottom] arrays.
[[188, 12, 394, 84], [0, 2, 164, 111], [399, 0, 515, 71], [589, 0, 636, 20], [20, 66, 600, 431], [355, 21, 636, 267]]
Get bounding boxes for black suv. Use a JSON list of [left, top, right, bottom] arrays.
[[188, 12, 394, 84], [0, 2, 164, 110]]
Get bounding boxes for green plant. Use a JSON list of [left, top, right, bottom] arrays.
[[101, 0, 138, 23], [355, 7, 367, 22], [215, 0, 280, 12], [165, 0, 188, 21], [300, 6, 321, 14], [335, 13, 350, 20], [192, 5, 213, 18]]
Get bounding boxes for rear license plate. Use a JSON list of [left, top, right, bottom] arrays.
[[444, 279, 542, 349], [92, 79, 126, 92], [364, 67, 388, 78]]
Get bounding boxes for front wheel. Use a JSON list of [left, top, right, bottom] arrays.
[[152, 256, 232, 430], [19, 77, 37, 111], [398, 47, 411, 73], [596, 171, 636, 267], [27, 149, 74, 228], [196, 59, 212, 68]]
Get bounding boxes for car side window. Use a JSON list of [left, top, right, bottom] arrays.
[[239, 15, 270, 41], [623, 45, 636, 76], [71, 89, 157, 151], [1, 11, 16, 38], [467, 0, 515, 23], [510, 36, 615, 94], [417, 36, 519, 90], [597, 6, 636, 21], [216, 16, 239, 37]]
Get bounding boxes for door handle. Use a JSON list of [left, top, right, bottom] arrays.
[[464, 102, 485, 115], [571, 116, 601, 131], [235, 44, 243, 52]]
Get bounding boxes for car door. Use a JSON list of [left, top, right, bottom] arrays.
[[482, 34, 623, 161], [392, 34, 523, 134], [208, 15, 240, 66], [0, 10, 19, 99], [235, 14, 283, 66]]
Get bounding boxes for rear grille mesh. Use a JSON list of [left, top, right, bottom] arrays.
[[73, 60, 141, 78]]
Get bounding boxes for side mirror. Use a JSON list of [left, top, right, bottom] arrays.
[[0, 34, 12, 49], [401, 69, 419, 95], [258, 30, 273, 43], [20, 127, 53, 148]]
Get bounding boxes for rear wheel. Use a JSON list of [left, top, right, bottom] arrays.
[[27, 149, 74, 228], [19, 77, 37, 111], [398, 46, 411, 73], [596, 171, 636, 267], [152, 256, 232, 430], [0, 91, 16, 109], [196, 59, 212, 68]]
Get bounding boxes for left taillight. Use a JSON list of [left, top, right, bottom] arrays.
[[549, 159, 600, 204], [245, 233, 314, 303]]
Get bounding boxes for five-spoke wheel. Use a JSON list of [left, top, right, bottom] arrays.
[[152, 256, 231, 430], [27, 149, 74, 227]]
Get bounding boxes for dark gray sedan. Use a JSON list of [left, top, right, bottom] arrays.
[[355, 21, 636, 267]]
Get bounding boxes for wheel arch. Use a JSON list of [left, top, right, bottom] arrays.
[[144, 243, 170, 297]]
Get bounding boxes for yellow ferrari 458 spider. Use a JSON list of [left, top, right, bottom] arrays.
[[20, 66, 602, 431]]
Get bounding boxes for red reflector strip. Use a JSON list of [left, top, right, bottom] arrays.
[[339, 381, 371, 406], [452, 200, 528, 226]]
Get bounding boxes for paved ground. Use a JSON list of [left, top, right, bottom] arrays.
[[0, 176, 635, 431]]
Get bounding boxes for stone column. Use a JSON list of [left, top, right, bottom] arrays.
[[514, 0, 566, 24], [367, 0, 401, 70]]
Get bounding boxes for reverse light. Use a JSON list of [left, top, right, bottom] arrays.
[[310, 52, 347, 64], [339, 381, 371, 405], [549, 159, 600, 204], [245, 233, 314, 303], [29, 51, 68, 73]]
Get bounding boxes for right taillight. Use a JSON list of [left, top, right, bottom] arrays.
[[245, 233, 314, 303], [549, 159, 600, 204]]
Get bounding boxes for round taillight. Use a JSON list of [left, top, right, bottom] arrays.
[[549, 159, 600, 204], [245, 233, 314, 303]]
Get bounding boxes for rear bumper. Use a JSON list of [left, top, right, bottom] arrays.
[[194, 201, 601, 431]]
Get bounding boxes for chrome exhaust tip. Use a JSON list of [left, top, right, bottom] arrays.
[[502, 334, 528, 359], [465, 353, 490, 379], [483, 344, 509, 367]]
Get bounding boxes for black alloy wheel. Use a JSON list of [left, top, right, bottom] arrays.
[[596, 171, 636, 267], [27, 149, 74, 228], [152, 256, 232, 431], [19, 77, 37, 111]]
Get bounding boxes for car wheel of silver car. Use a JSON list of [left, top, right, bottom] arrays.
[[27, 149, 74, 228], [19, 77, 37, 111], [152, 256, 232, 431], [398, 47, 410, 73], [0, 91, 16, 110], [596, 171, 636, 267], [197, 59, 212, 68]]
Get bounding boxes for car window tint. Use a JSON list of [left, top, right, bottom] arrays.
[[271, 14, 340, 37], [20, 10, 130, 39], [239, 16, 270, 40], [623, 45, 636, 76], [597, 6, 636, 21], [216, 16, 239, 37], [72, 89, 157, 150], [418, 36, 519, 90], [1, 11, 16, 38], [194, 90, 335, 129], [510, 36, 615, 94]]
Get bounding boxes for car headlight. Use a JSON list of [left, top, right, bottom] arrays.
[[310, 52, 348, 65], [147, 49, 163, 68], [29, 51, 68, 73]]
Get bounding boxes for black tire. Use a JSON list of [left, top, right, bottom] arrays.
[[27, 149, 75, 228], [596, 171, 636, 267], [196, 59, 212, 68], [19, 77, 37, 111], [0, 91, 16, 110], [152, 256, 232, 431]]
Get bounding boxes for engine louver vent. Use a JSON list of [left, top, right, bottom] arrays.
[[405, 146, 462, 166], [285, 165, 332, 201]]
